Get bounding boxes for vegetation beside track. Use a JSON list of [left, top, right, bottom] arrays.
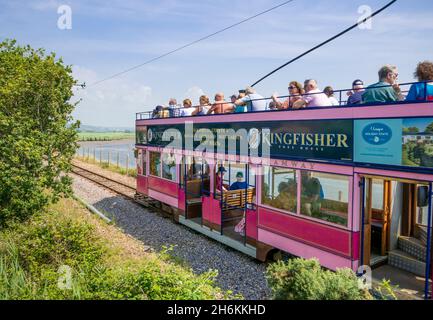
[[0, 197, 238, 300]]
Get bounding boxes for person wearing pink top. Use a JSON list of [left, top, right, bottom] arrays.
[[292, 79, 331, 109]]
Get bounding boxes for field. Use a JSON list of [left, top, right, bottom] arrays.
[[78, 132, 135, 142]]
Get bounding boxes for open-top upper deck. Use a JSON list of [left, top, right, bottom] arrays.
[[136, 82, 433, 175]]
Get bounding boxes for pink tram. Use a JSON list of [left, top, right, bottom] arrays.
[[135, 84, 433, 298]]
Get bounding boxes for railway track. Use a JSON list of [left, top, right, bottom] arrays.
[[70, 163, 165, 212], [71, 164, 136, 200]]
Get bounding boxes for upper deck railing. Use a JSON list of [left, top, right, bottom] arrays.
[[136, 81, 433, 121]]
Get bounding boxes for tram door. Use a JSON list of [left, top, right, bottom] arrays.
[[218, 161, 256, 243], [361, 178, 392, 267], [184, 157, 210, 225]]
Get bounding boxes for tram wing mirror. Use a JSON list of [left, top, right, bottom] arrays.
[[417, 186, 429, 208]]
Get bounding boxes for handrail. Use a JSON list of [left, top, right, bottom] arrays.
[[136, 81, 432, 120]]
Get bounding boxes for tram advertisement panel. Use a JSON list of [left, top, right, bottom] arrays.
[[354, 117, 433, 169], [138, 120, 353, 163]]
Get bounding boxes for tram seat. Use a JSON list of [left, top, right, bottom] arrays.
[[186, 179, 210, 200], [222, 188, 255, 210]]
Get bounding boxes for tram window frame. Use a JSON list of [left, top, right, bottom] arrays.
[[300, 171, 349, 228], [161, 153, 177, 183], [138, 149, 147, 177], [261, 166, 298, 215], [149, 151, 162, 178], [182, 156, 211, 194], [214, 161, 256, 197]]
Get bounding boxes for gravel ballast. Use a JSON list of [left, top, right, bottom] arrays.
[[72, 175, 271, 300]]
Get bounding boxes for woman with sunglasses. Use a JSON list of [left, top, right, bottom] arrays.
[[271, 81, 305, 110]]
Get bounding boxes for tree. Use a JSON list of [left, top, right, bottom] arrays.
[[0, 39, 79, 226], [426, 122, 433, 134], [403, 127, 419, 134]]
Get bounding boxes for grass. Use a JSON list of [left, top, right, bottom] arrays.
[[0, 197, 238, 300], [75, 156, 137, 178], [78, 132, 135, 142]]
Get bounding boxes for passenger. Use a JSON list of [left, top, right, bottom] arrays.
[[301, 172, 324, 216], [215, 166, 229, 193], [151, 105, 164, 119], [233, 93, 247, 113], [192, 95, 211, 116], [406, 61, 433, 102], [168, 98, 179, 117], [207, 93, 234, 114], [271, 81, 305, 110], [235, 87, 267, 112], [230, 172, 248, 191], [180, 99, 195, 117], [324, 86, 340, 106], [347, 79, 365, 105], [292, 80, 331, 109], [362, 65, 404, 104]]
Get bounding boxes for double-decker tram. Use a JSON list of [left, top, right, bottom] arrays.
[[135, 85, 433, 298]]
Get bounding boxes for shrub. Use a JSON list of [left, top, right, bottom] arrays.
[[266, 258, 371, 300], [0, 39, 79, 226], [0, 201, 235, 300]]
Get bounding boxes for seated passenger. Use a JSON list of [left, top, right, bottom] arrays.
[[180, 99, 195, 117], [151, 105, 164, 119], [347, 79, 365, 105], [292, 80, 331, 109], [272, 81, 305, 110], [230, 172, 248, 191], [192, 95, 211, 116], [168, 98, 179, 117], [406, 61, 433, 102], [235, 87, 267, 112], [362, 65, 404, 104], [301, 172, 324, 216], [215, 166, 229, 193], [207, 93, 234, 114], [324, 86, 340, 106], [233, 93, 247, 113]]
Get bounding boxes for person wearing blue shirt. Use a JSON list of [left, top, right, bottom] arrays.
[[230, 172, 248, 191], [406, 61, 433, 102]]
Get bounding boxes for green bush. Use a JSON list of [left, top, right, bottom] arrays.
[[0, 207, 235, 300], [266, 258, 371, 300], [0, 39, 79, 227]]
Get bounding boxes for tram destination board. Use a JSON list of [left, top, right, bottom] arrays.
[[136, 119, 353, 163]]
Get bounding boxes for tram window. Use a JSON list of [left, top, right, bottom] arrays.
[[162, 153, 177, 182], [214, 162, 254, 194], [300, 171, 349, 227], [149, 152, 161, 177], [262, 167, 297, 214], [138, 150, 147, 176]]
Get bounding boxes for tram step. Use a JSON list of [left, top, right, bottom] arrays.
[[398, 237, 427, 262], [418, 226, 429, 247], [388, 250, 426, 277]]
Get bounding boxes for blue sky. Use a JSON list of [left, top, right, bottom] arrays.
[[1, 0, 433, 127]]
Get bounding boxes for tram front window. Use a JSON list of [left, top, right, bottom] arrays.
[[300, 171, 349, 227], [262, 167, 297, 214]]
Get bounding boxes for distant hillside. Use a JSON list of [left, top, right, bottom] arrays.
[[78, 124, 134, 133]]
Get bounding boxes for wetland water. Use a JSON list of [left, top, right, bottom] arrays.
[[77, 139, 136, 169]]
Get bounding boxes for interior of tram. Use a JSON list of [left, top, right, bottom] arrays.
[[181, 156, 210, 225], [362, 177, 432, 298], [214, 161, 256, 243]]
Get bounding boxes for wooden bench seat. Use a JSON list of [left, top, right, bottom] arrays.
[[222, 188, 255, 210]]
